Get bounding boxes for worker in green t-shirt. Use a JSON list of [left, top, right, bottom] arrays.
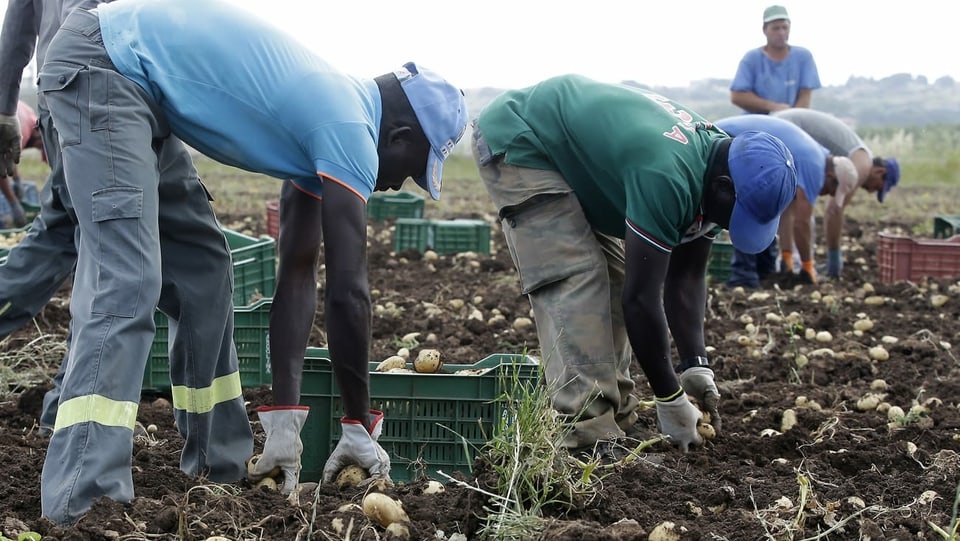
[[472, 74, 798, 459]]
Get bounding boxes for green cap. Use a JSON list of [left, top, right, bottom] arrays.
[[763, 5, 790, 23]]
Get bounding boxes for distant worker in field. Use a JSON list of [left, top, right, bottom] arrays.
[[38, 0, 467, 525], [716, 114, 858, 287], [472, 74, 798, 460], [772, 108, 901, 278], [0, 100, 45, 227], [731, 5, 821, 114]]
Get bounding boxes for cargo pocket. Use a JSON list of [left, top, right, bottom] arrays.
[[502, 193, 600, 295], [37, 62, 85, 147], [91, 187, 144, 317]]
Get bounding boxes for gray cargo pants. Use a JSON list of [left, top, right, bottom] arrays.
[[37, 8, 252, 525], [472, 127, 640, 449]]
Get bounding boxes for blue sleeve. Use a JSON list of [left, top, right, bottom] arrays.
[[730, 51, 758, 92], [797, 48, 821, 90]]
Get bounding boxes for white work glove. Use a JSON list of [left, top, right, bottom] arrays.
[[655, 394, 704, 452], [679, 367, 722, 434], [9, 199, 26, 227], [321, 409, 391, 484], [248, 406, 310, 495], [0, 114, 21, 177]]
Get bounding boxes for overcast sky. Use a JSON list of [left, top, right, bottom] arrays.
[[2, 0, 953, 90], [220, 0, 954, 89]]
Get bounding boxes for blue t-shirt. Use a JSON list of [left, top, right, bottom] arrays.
[[730, 46, 821, 112], [99, 0, 381, 200], [716, 115, 825, 205]]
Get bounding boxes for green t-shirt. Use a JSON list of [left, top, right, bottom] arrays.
[[476, 74, 726, 251]]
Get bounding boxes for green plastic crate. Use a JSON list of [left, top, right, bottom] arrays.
[[933, 215, 960, 239], [708, 239, 734, 283], [366, 192, 425, 222], [393, 218, 432, 253], [394, 218, 492, 255], [143, 297, 273, 392], [299, 349, 541, 483], [223, 228, 277, 306]]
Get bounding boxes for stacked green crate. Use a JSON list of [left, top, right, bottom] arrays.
[[366, 192, 425, 222]]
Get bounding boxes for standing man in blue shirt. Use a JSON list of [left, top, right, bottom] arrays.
[[730, 5, 821, 114], [37, 0, 467, 525]]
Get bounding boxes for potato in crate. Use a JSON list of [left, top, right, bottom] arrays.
[[298, 348, 540, 483]]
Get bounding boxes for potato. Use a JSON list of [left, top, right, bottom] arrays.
[[697, 423, 716, 441], [376, 356, 406, 372], [335, 464, 369, 489], [414, 349, 442, 373], [386, 522, 411, 539], [256, 477, 278, 490], [246, 454, 281, 478], [362, 492, 410, 527]]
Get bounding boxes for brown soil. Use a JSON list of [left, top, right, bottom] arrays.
[[1, 213, 958, 541]]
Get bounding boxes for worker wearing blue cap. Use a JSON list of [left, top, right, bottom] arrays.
[[472, 75, 797, 461], [37, 0, 467, 525]]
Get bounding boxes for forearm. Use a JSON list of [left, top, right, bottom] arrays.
[[793, 89, 813, 108], [731, 91, 787, 114], [794, 216, 813, 262], [269, 264, 317, 405], [0, 0, 39, 113], [823, 200, 843, 251], [326, 283, 372, 422]]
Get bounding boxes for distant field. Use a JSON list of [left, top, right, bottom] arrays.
[[13, 124, 960, 236]]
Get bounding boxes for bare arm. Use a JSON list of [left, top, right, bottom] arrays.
[[320, 180, 372, 426], [730, 90, 790, 114], [823, 196, 845, 251], [792, 190, 815, 262], [269, 181, 323, 406], [793, 88, 814, 109]]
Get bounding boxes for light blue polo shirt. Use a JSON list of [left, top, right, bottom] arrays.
[[716, 115, 826, 205], [730, 47, 821, 112], [98, 0, 381, 199]]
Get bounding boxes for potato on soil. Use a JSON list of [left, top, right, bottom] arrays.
[[362, 492, 410, 527], [336, 464, 370, 488]]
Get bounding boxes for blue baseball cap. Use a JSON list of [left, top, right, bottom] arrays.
[[727, 131, 798, 254], [877, 158, 900, 203], [396, 62, 468, 200]]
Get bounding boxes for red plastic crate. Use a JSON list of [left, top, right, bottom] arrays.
[[877, 232, 960, 283], [266, 199, 280, 239]]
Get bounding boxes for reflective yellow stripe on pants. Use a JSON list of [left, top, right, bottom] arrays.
[[55, 395, 139, 431], [171, 371, 242, 414]]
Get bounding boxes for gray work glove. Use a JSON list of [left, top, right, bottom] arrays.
[[655, 394, 704, 452], [0, 114, 21, 177], [9, 199, 26, 227], [248, 406, 310, 495], [679, 366, 722, 434], [321, 409, 391, 484]]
